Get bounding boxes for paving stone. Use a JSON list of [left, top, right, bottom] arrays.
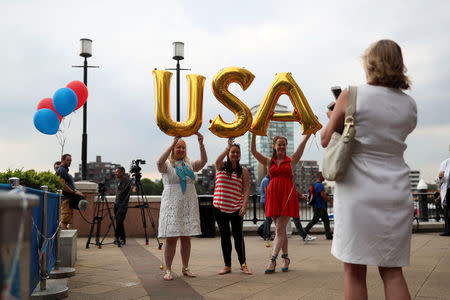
[[68, 234, 450, 300]]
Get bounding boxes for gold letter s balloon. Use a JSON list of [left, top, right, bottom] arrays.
[[153, 70, 205, 137], [250, 72, 322, 136], [209, 67, 255, 138]]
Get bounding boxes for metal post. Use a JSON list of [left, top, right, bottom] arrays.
[[252, 194, 258, 224], [176, 60, 180, 122], [82, 57, 88, 180], [9, 177, 20, 188], [40, 186, 48, 290], [54, 189, 62, 271]]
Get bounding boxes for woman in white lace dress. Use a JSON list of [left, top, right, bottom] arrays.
[[156, 133, 207, 281], [321, 40, 416, 300]]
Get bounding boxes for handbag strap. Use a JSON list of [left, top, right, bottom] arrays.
[[343, 86, 357, 142]]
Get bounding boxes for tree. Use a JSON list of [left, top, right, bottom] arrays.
[[0, 169, 63, 193], [140, 178, 164, 195]]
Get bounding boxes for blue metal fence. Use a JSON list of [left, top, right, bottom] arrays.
[[0, 183, 59, 296]]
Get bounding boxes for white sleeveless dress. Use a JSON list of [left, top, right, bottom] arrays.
[[158, 161, 201, 238], [331, 84, 417, 267]]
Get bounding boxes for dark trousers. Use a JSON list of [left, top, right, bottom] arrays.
[[257, 202, 272, 239], [442, 204, 450, 233], [292, 218, 308, 239], [305, 208, 332, 239], [114, 204, 128, 241], [215, 207, 246, 267]]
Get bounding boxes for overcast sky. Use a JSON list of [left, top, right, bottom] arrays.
[[1, 0, 449, 184]]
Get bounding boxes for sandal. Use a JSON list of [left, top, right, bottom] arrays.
[[182, 267, 196, 278], [265, 255, 277, 274], [240, 263, 252, 275], [281, 254, 290, 272], [218, 266, 231, 275], [163, 270, 173, 281]]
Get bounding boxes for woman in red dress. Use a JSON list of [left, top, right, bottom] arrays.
[[251, 133, 311, 273]]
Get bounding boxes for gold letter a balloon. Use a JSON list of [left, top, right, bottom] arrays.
[[153, 70, 205, 137], [250, 72, 322, 136]]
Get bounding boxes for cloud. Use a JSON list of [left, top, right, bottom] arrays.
[[0, 0, 449, 187]]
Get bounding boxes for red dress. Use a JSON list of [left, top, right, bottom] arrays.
[[265, 156, 299, 218]]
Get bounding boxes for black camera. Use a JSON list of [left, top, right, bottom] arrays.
[[130, 159, 146, 174], [98, 182, 106, 195]]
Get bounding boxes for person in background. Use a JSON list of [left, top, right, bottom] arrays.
[[257, 171, 272, 240], [114, 167, 132, 245], [57, 154, 87, 229], [304, 172, 333, 240], [53, 161, 61, 173], [292, 191, 317, 243], [213, 138, 252, 275], [437, 145, 450, 236], [321, 39, 417, 300]]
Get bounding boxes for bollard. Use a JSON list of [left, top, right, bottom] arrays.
[[418, 191, 429, 222], [252, 194, 258, 224], [40, 186, 48, 290], [48, 186, 75, 279]]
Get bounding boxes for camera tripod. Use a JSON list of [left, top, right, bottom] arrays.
[[131, 174, 163, 249], [86, 188, 120, 248]]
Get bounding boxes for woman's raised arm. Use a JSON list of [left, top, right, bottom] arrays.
[[250, 133, 270, 166]]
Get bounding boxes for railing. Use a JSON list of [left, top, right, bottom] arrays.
[[412, 192, 444, 222], [242, 194, 334, 223], [240, 192, 442, 224]]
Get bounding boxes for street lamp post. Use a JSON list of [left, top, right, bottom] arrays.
[[72, 38, 99, 180], [165, 41, 191, 122]]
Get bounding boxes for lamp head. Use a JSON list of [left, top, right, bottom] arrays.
[[80, 38, 92, 58], [172, 41, 184, 60]]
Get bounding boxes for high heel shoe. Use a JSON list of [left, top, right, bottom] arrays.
[[281, 254, 290, 272], [264, 255, 277, 274], [181, 267, 196, 278], [163, 270, 173, 281]]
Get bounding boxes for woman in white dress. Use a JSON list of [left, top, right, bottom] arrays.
[[156, 133, 207, 280], [321, 40, 417, 300]]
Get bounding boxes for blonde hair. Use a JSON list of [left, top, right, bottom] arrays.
[[362, 39, 410, 90], [169, 139, 190, 167]]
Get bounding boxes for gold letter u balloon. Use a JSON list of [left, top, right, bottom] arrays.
[[153, 70, 205, 137]]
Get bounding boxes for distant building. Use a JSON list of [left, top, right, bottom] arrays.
[[242, 104, 294, 184], [410, 170, 421, 191], [294, 160, 320, 194], [74, 155, 123, 195], [196, 164, 257, 195]]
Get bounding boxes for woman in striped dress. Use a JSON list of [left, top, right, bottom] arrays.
[[213, 138, 252, 275]]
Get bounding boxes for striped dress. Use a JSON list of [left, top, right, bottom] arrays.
[[213, 170, 244, 213]]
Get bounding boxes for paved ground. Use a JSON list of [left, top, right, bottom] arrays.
[[66, 232, 450, 299]]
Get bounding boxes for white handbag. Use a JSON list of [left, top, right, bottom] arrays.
[[322, 86, 357, 181]]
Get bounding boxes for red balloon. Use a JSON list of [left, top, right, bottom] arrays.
[[37, 98, 62, 122], [66, 80, 88, 111]]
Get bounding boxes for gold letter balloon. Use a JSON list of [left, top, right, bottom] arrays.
[[153, 70, 205, 137], [250, 72, 322, 136], [208, 67, 255, 138]]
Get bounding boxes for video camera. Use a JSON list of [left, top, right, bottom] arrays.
[[98, 182, 106, 195], [130, 159, 146, 182]]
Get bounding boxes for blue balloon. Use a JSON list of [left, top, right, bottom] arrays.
[[33, 109, 60, 135], [52, 87, 77, 117]]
